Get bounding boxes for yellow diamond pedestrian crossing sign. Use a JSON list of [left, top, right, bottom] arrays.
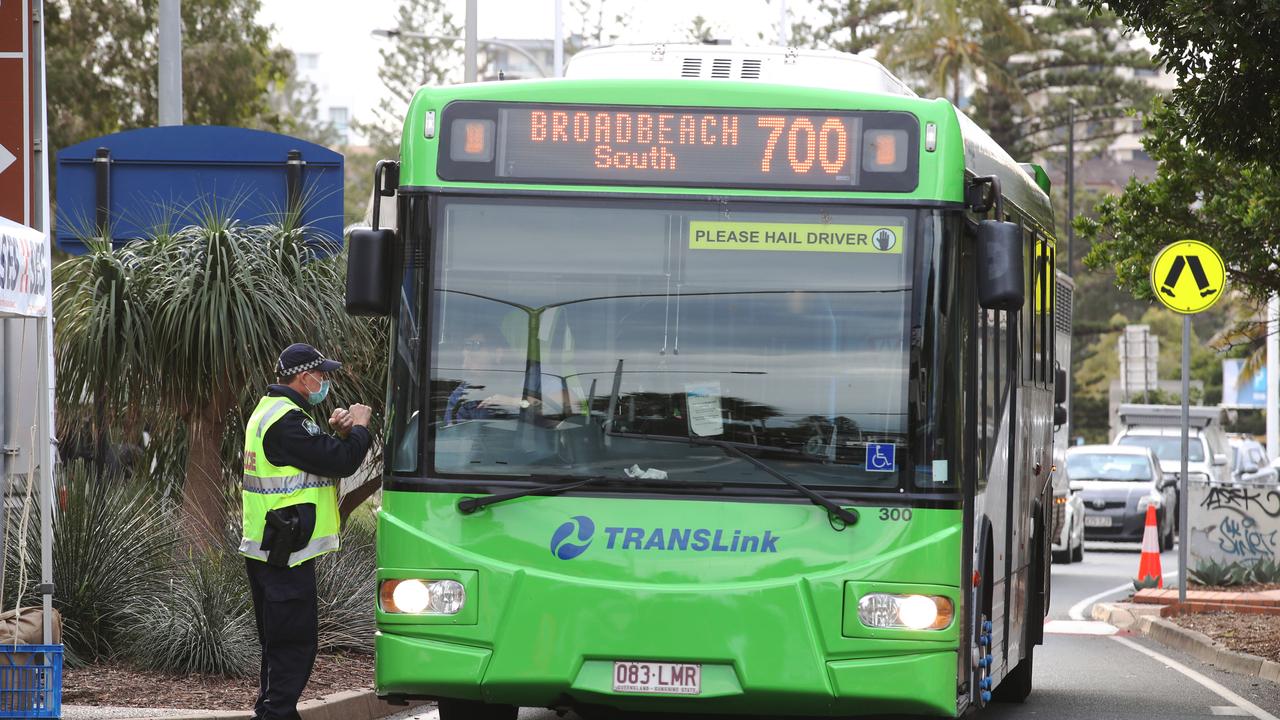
[[1150, 240, 1226, 314]]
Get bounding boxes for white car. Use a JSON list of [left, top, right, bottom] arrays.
[[1050, 446, 1084, 563], [1051, 486, 1085, 563]]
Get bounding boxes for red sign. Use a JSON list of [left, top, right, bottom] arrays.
[[0, 0, 33, 225]]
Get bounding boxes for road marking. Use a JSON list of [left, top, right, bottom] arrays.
[[1214, 707, 1254, 716], [1067, 570, 1178, 620], [1043, 619, 1117, 636], [1112, 636, 1280, 720]]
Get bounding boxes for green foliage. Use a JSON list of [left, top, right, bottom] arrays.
[[120, 548, 258, 677], [54, 214, 387, 543], [1248, 558, 1280, 585], [1079, 101, 1280, 303], [357, 0, 463, 163], [1189, 558, 1251, 587], [3, 462, 177, 666], [877, 0, 1032, 105], [1132, 574, 1160, 590], [1083, 0, 1280, 166], [44, 0, 325, 153], [316, 514, 377, 653], [115, 517, 376, 676], [971, 3, 1158, 160], [810, 1, 902, 54]]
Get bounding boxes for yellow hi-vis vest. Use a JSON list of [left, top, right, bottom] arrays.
[[239, 394, 339, 566]]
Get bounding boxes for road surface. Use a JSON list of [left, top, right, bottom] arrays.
[[386, 541, 1280, 719]]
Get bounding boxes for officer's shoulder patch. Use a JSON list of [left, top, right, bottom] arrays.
[[302, 418, 322, 436]]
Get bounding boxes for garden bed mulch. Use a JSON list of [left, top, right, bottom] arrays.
[[63, 651, 373, 710], [1170, 611, 1280, 664]]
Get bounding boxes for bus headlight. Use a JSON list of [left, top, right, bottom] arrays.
[[858, 593, 954, 630], [381, 579, 466, 615]]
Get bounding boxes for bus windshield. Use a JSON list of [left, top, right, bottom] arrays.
[[407, 196, 915, 491]]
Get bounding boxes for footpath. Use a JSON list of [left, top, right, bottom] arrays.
[[61, 690, 425, 720]]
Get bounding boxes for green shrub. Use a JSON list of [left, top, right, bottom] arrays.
[[316, 514, 377, 654], [119, 547, 258, 677], [2, 462, 177, 666], [1189, 558, 1250, 587], [1248, 557, 1280, 584], [118, 509, 377, 676]]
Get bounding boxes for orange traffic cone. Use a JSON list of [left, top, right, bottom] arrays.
[[1135, 504, 1163, 589]]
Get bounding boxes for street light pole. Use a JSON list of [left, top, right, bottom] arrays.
[[158, 0, 183, 125], [554, 0, 564, 77], [465, 0, 478, 83]]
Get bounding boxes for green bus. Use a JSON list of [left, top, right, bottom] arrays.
[[346, 43, 1066, 719]]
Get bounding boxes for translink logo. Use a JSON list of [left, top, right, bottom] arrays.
[[550, 516, 781, 560]]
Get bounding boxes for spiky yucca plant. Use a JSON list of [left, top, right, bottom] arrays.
[[2, 462, 177, 666], [55, 207, 386, 546]]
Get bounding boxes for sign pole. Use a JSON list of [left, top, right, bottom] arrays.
[[1149, 239, 1225, 605], [1179, 315, 1190, 605]]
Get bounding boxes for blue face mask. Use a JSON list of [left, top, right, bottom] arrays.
[[306, 376, 330, 406]]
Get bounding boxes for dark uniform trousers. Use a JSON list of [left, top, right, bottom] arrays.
[[245, 557, 319, 720]]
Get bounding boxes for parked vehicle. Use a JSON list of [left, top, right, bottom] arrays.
[[1113, 404, 1231, 492], [1228, 435, 1279, 484], [1066, 445, 1176, 549]]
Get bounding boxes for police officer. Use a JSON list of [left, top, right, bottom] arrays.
[[240, 343, 374, 720]]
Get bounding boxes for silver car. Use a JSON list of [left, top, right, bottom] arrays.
[[1066, 445, 1177, 549]]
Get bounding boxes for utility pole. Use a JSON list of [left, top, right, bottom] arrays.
[[465, 0, 478, 83], [553, 0, 564, 77], [1066, 101, 1076, 277], [1268, 294, 1279, 460], [158, 0, 183, 125]]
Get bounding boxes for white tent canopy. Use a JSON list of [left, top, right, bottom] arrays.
[[0, 215, 56, 645]]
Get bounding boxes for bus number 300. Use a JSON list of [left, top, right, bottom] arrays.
[[757, 116, 849, 175], [879, 508, 912, 522]]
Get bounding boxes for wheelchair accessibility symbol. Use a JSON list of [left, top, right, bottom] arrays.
[[866, 442, 896, 473]]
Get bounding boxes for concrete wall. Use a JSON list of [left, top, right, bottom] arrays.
[[1188, 479, 1280, 569]]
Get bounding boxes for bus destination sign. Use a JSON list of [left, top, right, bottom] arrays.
[[437, 102, 920, 192]]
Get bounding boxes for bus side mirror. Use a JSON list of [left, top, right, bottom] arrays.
[[345, 227, 395, 316], [1053, 405, 1067, 427], [977, 219, 1024, 311], [1055, 367, 1067, 405]]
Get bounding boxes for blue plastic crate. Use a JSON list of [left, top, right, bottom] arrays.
[[0, 645, 61, 718]]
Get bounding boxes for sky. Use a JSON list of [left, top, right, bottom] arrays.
[[256, 0, 821, 143]]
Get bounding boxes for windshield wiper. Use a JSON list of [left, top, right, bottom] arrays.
[[456, 473, 720, 514], [611, 432, 858, 526]]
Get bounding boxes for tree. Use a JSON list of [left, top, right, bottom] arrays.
[[969, 3, 1159, 160], [874, 0, 1029, 105], [351, 0, 462, 222], [810, 0, 902, 54], [1078, 101, 1280, 304], [44, 0, 317, 153], [686, 15, 722, 43], [263, 54, 341, 148], [54, 215, 385, 546], [1082, 0, 1280, 166]]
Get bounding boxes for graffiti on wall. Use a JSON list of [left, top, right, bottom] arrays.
[[1189, 481, 1280, 567]]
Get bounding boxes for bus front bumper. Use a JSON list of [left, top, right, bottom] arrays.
[[376, 631, 959, 716]]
